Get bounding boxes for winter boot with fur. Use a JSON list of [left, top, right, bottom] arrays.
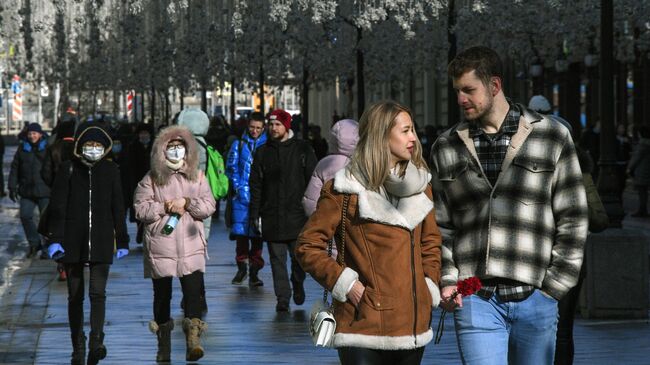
[[149, 319, 174, 362], [70, 331, 86, 365], [182, 318, 207, 361], [231, 262, 248, 284], [86, 331, 106, 365]]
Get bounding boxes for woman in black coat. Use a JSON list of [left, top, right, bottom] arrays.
[[46, 122, 130, 365]]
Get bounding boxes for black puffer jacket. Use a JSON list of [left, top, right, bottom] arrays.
[[249, 132, 317, 241], [8, 139, 50, 198], [48, 122, 129, 264]]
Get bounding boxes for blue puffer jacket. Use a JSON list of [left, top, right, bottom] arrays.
[[226, 131, 268, 236]]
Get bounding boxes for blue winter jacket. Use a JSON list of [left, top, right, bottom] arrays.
[[226, 131, 268, 236]]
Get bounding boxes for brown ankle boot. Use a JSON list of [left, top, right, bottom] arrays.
[[182, 318, 207, 361], [149, 320, 174, 362]]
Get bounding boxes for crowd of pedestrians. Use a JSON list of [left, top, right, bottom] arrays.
[[0, 45, 647, 365]]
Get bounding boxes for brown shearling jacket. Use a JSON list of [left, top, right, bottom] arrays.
[[296, 168, 442, 350]]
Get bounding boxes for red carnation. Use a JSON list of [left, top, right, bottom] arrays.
[[456, 277, 482, 297], [435, 276, 482, 344]]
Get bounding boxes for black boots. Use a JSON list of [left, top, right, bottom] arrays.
[[292, 280, 305, 305], [249, 267, 263, 287], [70, 331, 86, 365], [231, 262, 248, 284], [87, 332, 106, 365], [150, 319, 174, 362]]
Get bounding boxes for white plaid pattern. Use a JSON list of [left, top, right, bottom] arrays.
[[430, 105, 588, 300]]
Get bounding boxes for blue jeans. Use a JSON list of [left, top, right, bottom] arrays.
[[19, 197, 49, 248], [453, 289, 559, 365]]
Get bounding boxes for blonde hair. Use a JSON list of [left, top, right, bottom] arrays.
[[349, 100, 427, 191]]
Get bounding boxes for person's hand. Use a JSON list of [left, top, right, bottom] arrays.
[[165, 198, 187, 215], [48, 243, 65, 260], [440, 285, 462, 311], [346, 280, 366, 308], [8, 189, 18, 202], [250, 217, 261, 235], [116, 249, 129, 260]]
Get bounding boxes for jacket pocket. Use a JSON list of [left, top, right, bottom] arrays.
[[510, 157, 555, 204], [437, 158, 468, 182], [361, 287, 395, 311]]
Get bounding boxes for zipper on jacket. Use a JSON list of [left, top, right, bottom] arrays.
[[410, 230, 418, 346], [88, 168, 92, 261]]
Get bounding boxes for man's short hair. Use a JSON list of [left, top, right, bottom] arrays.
[[448, 46, 503, 86], [250, 112, 265, 122]]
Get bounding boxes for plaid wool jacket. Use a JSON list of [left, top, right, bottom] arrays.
[[430, 105, 588, 300]]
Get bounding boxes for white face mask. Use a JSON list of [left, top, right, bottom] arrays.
[[165, 146, 186, 162], [82, 146, 104, 161]]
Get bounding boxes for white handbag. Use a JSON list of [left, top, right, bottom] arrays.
[[309, 194, 349, 348]]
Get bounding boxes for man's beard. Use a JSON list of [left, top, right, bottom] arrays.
[[469, 94, 494, 124]]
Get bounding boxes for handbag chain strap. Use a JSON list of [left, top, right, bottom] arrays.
[[323, 194, 350, 305]]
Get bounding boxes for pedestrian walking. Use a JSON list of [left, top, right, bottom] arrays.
[[133, 125, 216, 362], [0, 129, 5, 197], [431, 46, 588, 364], [127, 123, 154, 243], [302, 118, 359, 216], [41, 119, 77, 281], [8, 122, 50, 258], [45, 121, 130, 365], [308, 124, 329, 161], [296, 101, 442, 364], [249, 109, 317, 312], [177, 108, 214, 237], [628, 126, 650, 217], [528, 95, 609, 364], [225, 112, 268, 286]]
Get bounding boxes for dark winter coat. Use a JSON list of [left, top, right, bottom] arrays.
[[41, 138, 76, 187], [48, 123, 129, 264], [8, 139, 50, 198], [249, 131, 317, 242], [629, 138, 650, 186], [126, 139, 152, 217], [226, 131, 268, 237]]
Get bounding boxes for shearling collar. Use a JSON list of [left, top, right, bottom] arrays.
[[333, 168, 433, 230]]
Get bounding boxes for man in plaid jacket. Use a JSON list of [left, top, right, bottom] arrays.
[[430, 46, 588, 364]]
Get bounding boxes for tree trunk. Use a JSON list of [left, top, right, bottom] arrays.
[[151, 85, 156, 124], [616, 61, 628, 127], [230, 78, 236, 124], [259, 61, 265, 114], [180, 88, 184, 111], [302, 67, 310, 139], [201, 86, 208, 113], [446, 0, 459, 126], [356, 27, 365, 119], [140, 91, 145, 122], [566, 62, 582, 136], [164, 90, 170, 124], [633, 60, 644, 128], [597, 0, 623, 227]]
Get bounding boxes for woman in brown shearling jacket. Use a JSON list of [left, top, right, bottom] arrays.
[[296, 101, 442, 365]]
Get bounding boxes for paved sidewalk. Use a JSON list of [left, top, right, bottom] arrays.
[[0, 157, 648, 362]]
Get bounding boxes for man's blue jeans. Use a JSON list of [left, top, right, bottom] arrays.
[[453, 289, 559, 365]]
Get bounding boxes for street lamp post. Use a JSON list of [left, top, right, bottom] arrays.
[[597, 0, 624, 227]]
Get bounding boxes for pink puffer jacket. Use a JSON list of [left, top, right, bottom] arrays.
[[134, 125, 216, 279], [302, 119, 358, 216]]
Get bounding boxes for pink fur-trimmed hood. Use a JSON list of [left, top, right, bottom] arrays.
[[150, 125, 200, 186]]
